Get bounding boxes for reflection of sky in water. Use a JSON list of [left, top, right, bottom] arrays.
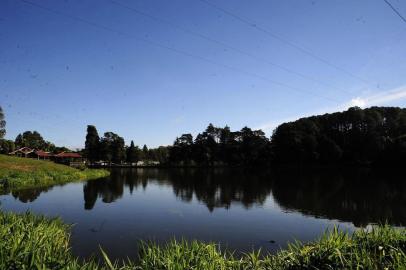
[[1, 168, 402, 261]]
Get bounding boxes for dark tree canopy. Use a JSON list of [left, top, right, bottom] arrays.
[[168, 124, 271, 167], [167, 107, 406, 167], [81, 107, 406, 167], [85, 125, 100, 162], [100, 132, 126, 163], [14, 131, 55, 151], [271, 106, 406, 166], [0, 106, 5, 139], [126, 140, 139, 163], [0, 139, 15, 154]]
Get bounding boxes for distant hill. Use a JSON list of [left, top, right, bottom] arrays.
[[271, 106, 406, 166]]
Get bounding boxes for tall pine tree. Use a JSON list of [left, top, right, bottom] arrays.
[[126, 140, 139, 164], [85, 125, 100, 162]]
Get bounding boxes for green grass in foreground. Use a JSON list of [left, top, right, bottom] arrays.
[[0, 154, 109, 191], [0, 211, 405, 269]]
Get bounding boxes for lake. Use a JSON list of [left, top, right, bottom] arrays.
[[0, 168, 404, 261]]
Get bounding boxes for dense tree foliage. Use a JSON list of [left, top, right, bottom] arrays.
[[149, 146, 169, 164], [0, 106, 13, 154], [99, 132, 126, 164], [0, 139, 14, 154], [14, 131, 55, 151], [84, 125, 100, 162], [4, 106, 406, 167], [126, 140, 139, 163], [141, 144, 149, 160], [0, 106, 5, 139], [82, 126, 169, 165], [167, 107, 406, 167], [271, 106, 406, 166], [168, 123, 271, 166]]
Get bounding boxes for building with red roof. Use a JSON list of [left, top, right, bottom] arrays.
[[30, 150, 53, 160], [53, 152, 84, 166]]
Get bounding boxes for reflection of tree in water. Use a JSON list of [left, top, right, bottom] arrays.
[[83, 168, 406, 226], [10, 167, 406, 227], [83, 168, 273, 211], [167, 169, 272, 212], [84, 169, 135, 210], [271, 168, 406, 227], [10, 186, 52, 203]]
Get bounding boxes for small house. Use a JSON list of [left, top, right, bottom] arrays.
[[30, 150, 52, 160], [9, 147, 34, 158], [53, 152, 84, 167]]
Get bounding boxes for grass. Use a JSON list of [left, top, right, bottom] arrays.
[[0, 154, 109, 192], [0, 211, 99, 269], [0, 211, 405, 269]]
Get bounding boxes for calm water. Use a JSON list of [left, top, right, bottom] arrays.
[[0, 168, 405, 260]]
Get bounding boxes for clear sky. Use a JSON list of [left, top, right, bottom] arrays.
[[1, 0, 406, 149]]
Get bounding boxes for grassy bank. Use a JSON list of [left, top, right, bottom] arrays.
[[0, 211, 405, 269], [0, 154, 109, 191]]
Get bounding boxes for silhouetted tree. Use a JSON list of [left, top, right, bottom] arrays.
[[271, 106, 406, 166], [168, 124, 270, 167], [166, 107, 406, 167], [100, 132, 126, 164], [0, 106, 5, 139], [142, 144, 149, 160], [126, 140, 139, 163], [84, 125, 100, 162], [0, 139, 14, 154]]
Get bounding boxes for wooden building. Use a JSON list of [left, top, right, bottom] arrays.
[[30, 150, 52, 160], [53, 152, 84, 167], [9, 147, 34, 158]]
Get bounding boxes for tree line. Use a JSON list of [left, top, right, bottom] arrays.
[[167, 106, 406, 167], [167, 124, 271, 166], [84, 125, 168, 164], [271, 106, 406, 166], [2, 104, 406, 167]]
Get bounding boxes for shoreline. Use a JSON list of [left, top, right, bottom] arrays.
[[0, 210, 404, 269], [0, 155, 109, 193]]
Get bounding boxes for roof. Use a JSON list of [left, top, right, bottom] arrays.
[[35, 150, 52, 157], [9, 147, 34, 155], [54, 152, 82, 158]]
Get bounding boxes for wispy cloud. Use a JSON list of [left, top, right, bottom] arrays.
[[347, 85, 406, 108], [257, 85, 406, 133]]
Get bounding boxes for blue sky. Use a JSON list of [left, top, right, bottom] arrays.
[[1, 0, 406, 149]]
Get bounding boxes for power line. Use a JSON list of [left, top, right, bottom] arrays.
[[18, 0, 340, 103], [198, 0, 374, 86], [383, 0, 406, 24], [109, 0, 352, 95]]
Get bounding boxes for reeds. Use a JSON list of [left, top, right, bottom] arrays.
[[0, 210, 405, 269]]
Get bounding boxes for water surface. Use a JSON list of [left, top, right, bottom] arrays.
[[0, 168, 404, 260]]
